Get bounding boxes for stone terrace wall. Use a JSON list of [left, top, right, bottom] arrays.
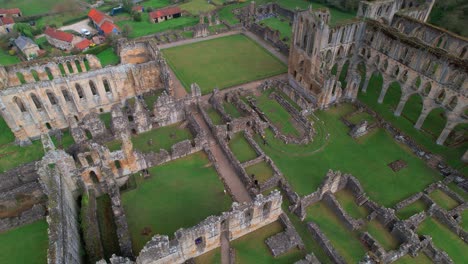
[[136, 191, 282, 264], [38, 150, 81, 264]]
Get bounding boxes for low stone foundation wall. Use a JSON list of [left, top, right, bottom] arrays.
[[306, 222, 346, 264]]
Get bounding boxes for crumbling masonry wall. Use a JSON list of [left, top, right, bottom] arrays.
[[136, 191, 282, 264]]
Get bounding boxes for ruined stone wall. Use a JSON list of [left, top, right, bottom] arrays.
[[0, 40, 170, 144], [357, 0, 434, 23], [306, 222, 346, 264], [136, 191, 282, 264], [38, 150, 81, 264], [391, 14, 468, 59]]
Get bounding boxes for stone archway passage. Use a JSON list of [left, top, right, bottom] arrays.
[[400, 93, 423, 124], [421, 108, 447, 140]]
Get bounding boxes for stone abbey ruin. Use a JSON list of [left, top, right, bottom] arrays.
[[0, 0, 467, 264]]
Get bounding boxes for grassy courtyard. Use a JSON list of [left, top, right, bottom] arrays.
[[107, 122, 193, 153], [334, 190, 368, 219], [245, 161, 275, 184], [121, 152, 232, 253], [358, 73, 467, 175], [260, 17, 292, 41], [96, 48, 119, 67], [0, 220, 48, 264], [229, 133, 258, 163], [306, 201, 367, 263], [397, 199, 428, 219], [162, 34, 287, 94], [417, 217, 468, 263], [231, 221, 305, 263], [428, 189, 460, 211], [366, 220, 399, 251], [255, 103, 441, 207]]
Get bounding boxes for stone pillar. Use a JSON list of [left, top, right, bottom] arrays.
[[377, 81, 391, 103], [23, 71, 35, 83], [394, 93, 410, 116], [414, 106, 432, 129], [80, 60, 87, 72], [70, 61, 79, 73], [361, 71, 372, 92], [436, 121, 457, 145]]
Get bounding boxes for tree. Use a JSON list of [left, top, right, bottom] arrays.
[[14, 23, 34, 38], [121, 24, 133, 38], [122, 0, 134, 14], [133, 12, 142, 22]]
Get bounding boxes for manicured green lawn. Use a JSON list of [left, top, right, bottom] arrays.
[[141, 0, 172, 9], [306, 202, 367, 263], [194, 247, 221, 264], [223, 102, 242, 118], [96, 48, 119, 67], [255, 104, 442, 207], [0, 220, 48, 264], [255, 90, 300, 137], [260, 17, 292, 41], [429, 189, 460, 211], [366, 220, 399, 251], [358, 73, 467, 175], [394, 253, 433, 264], [180, 0, 217, 15], [122, 152, 232, 253], [143, 90, 164, 111], [99, 112, 112, 129], [229, 133, 258, 163], [397, 199, 428, 219], [116, 14, 198, 38], [231, 221, 305, 263], [0, 140, 44, 172], [447, 182, 468, 201], [245, 161, 274, 184], [131, 122, 193, 153], [347, 111, 375, 125], [0, 0, 62, 15], [462, 210, 468, 231], [417, 218, 468, 263], [334, 190, 368, 219], [162, 34, 287, 94], [206, 106, 223, 125], [0, 49, 21, 66], [96, 194, 120, 260], [218, 3, 246, 25]]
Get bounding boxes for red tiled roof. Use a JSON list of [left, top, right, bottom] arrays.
[[88, 8, 109, 25], [100, 21, 119, 35], [0, 8, 21, 15], [44, 27, 73, 43], [0, 17, 14, 25], [132, 6, 143, 11], [149, 6, 181, 19], [75, 39, 92, 50]]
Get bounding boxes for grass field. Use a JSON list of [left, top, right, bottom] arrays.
[[122, 152, 232, 253], [347, 111, 375, 125], [162, 34, 287, 94], [306, 201, 367, 263], [180, 0, 217, 15], [0, 220, 48, 264], [429, 189, 460, 211], [131, 122, 193, 153], [255, 90, 301, 137], [141, 0, 172, 9], [0, 49, 21, 66], [334, 190, 368, 219], [397, 199, 428, 219], [417, 218, 468, 263], [366, 220, 399, 251], [223, 102, 242, 118], [96, 194, 120, 260], [245, 161, 274, 184], [447, 182, 468, 201], [255, 103, 441, 207], [260, 17, 292, 41], [194, 248, 221, 264], [96, 48, 119, 67], [358, 73, 467, 175], [231, 221, 305, 263], [394, 253, 433, 264], [206, 106, 223, 125], [116, 14, 198, 38], [229, 133, 258, 163], [462, 210, 468, 231], [0, 0, 62, 15]]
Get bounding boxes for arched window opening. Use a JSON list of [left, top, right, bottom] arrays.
[[75, 83, 85, 99], [114, 160, 121, 169], [89, 80, 98, 96], [103, 79, 111, 93], [45, 123, 52, 130], [62, 89, 71, 102], [435, 90, 445, 104], [47, 91, 58, 105], [14, 97, 27, 112], [45, 67, 53, 80], [422, 82, 431, 96], [16, 72, 26, 84], [30, 93, 42, 110], [447, 96, 457, 111], [89, 171, 99, 184], [75, 60, 83, 73], [66, 61, 74, 73], [31, 69, 39, 81], [58, 64, 66, 76]]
